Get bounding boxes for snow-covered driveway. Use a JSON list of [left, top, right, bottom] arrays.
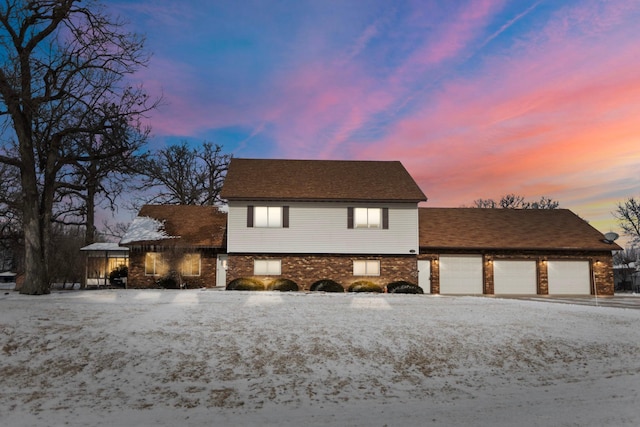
[[1, 290, 639, 426]]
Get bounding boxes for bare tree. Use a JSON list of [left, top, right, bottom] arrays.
[[473, 194, 559, 209], [528, 196, 560, 210], [56, 124, 147, 245], [137, 141, 231, 206], [0, 1, 156, 294], [614, 198, 640, 245], [0, 161, 22, 271], [472, 198, 497, 208], [613, 246, 638, 291]]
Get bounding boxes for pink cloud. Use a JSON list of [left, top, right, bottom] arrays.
[[358, 1, 640, 223]]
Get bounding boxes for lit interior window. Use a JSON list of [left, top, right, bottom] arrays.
[[354, 208, 381, 228], [254, 259, 281, 275], [255, 206, 282, 227], [353, 260, 380, 276]]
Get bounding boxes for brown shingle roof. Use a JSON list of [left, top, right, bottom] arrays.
[[419, 208, 621, 251], [123, 205, 227, 248], [220, 158, 427, 202]]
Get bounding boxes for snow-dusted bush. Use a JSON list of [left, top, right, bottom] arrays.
[[310, 279, 344, 292], [348, 280, 383, 293], [109, 266, 128, 287], [226, 277, 265, 291], [387, 281, 423, 294], [157, 271, 182, 289], [267, 278, 299, 292]]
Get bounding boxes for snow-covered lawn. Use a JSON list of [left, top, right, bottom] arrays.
[[1, 290, 639, 427]]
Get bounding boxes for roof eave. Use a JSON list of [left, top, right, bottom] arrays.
[[419, 245, 620, 252], [225, 197, 426, 203]]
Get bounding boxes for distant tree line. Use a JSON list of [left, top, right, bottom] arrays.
[[0, 1, 231, 294], [472, 194, 559, 209], [614, 198, 640, 247]]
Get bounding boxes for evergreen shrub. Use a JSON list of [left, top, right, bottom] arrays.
[[387, 280, 424, 294], [268, 278, 299, 292], [348, 280, 383, 293], [310, 279, 344, 293], [226, 277, 265, 291]]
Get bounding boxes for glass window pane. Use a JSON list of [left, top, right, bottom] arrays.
[[254, 207, 269, 227], [366, 260, 380, 275], [181, 254, 201, 276], [354, 208, 368, 228], [254, 260, 267, 275], [267, 207, 282, 227], [268, 260, 281, 275], [145, 253, 157, 275], [353, 260, 366, 275], [368, 208, 381, 228]]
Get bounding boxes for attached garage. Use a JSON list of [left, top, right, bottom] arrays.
[[439, 255, 483, 294], [419, 208, 619, 296], [547, 260, 591, 295], [493, 260, 537, 294]]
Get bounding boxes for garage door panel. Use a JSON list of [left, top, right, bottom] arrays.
[[548, 261, 590, 295], [440, 256, 483, 294], [494, 260, 537, 294]]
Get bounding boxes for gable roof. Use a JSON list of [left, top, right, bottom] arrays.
[[220, 158, 427, 202], [120, 205, 227, 248], [419, 208, 621, 252]]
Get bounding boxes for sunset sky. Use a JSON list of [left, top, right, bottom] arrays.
[[109, 0, 640, 245]]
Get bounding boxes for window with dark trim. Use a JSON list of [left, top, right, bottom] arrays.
[[348, 207, 388, 229], [247, 206, 289, 228]]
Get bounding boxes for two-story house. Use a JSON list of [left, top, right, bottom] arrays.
[[119, 158, 620, 295], [219, 158, 428, 289]]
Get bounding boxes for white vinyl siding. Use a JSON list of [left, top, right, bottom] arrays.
[[547, 261, 591, 295], [493, 260, 537, 294], [353, 260, 380, 276], [439, 255, 483, 294], [228, 201, 419, 254], [254, 260, 281, 275]]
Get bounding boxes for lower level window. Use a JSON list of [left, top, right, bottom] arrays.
[[181, 253, 201, 276], [353, 260, 380, 276], [254, 259, 281, 275], [145, 252, 168, 276]]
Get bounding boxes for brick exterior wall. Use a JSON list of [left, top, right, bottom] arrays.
[[419, 250, 615, 296], [127, 247, 219, 289], [227, 254, 418, 290]]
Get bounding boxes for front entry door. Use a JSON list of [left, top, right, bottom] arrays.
[[216, 255, 228, 287]]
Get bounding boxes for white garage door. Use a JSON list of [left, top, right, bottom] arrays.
[[418, 260, 431, 294], [547, 261, 591, 295], [493, 260, 537, 295], [439, 256, 483, 294]]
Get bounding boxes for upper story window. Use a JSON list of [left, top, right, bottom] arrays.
[[348, 207, 389, 229], [247, 206, 289, 228], [355, 207, 381, 228]]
